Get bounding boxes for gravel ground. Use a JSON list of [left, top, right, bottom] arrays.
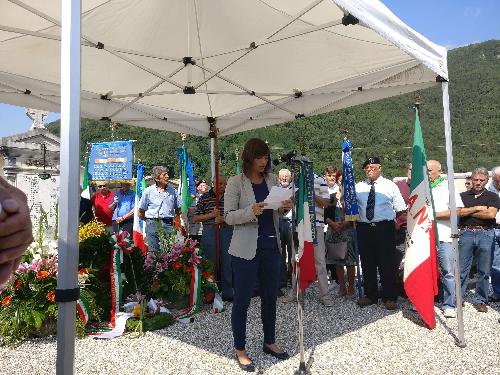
[[1, 283, 499, 375]]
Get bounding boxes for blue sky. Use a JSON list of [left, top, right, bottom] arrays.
[[0, 0, 498, 137]]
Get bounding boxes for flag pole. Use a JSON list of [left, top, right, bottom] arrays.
[[351, 222, 363, 298], [291, 157, 310, 375], [342, 134, 363, 298], [441, 81, 466, 347], [209, 123, 221, 286]]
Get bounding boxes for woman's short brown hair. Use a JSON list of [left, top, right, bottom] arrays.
[[242, 138, 270, 176], [324, 166, 338, 175]]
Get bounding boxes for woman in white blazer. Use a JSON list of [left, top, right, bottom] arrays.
[[224, 138, 292, 372]]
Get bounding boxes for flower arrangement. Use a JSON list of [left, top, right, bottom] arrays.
[[0, 255, 58, 345], [145, 236, 218, 305], [79, 219, 106, 242]]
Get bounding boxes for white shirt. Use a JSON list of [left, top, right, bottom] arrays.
[[314, 174, 329, 227], [432, 179, 463, 242], [324, 184, 339, 232], [356, 176, 406, 223], [486, 181, 500, 224]]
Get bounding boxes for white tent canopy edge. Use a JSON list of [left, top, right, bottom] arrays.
[[0, 0, 448, 136]]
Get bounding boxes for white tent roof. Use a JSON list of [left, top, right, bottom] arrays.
[[0, 0, 447, 136]]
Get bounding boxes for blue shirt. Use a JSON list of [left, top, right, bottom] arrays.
[[252, 181, 276, 249], [112, 190, 135, 220], [140, 184, 180, 219]]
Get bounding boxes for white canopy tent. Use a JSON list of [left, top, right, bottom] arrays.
[[0, 1, 463, 373]]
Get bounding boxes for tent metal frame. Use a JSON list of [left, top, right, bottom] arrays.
[[0, 1, 466, 374]]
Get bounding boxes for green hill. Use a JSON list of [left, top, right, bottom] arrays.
[[47, 40, 499, 180]]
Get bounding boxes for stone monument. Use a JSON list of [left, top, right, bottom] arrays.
[[0, 109, 60, 239]]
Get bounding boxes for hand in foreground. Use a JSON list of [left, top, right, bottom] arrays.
[[252, 202, 267, 216], [0, 178, 33, 284], [281, 199, 293, 211], [214, 215, 225, 224]]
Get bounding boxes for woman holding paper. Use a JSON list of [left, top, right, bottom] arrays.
[[224, 138, 293, 372]]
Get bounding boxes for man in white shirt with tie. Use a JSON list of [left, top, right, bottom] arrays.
[[355, 157, 406, 310]]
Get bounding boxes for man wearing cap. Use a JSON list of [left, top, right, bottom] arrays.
[[457, 167, 500, 312], [138, 166, 180, 252], [109, 182, 135, 234], [355, 157, 406, 310], [91, 183, 115, 232]]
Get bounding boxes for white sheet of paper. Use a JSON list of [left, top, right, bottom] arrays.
[[263, 186, 295, 210]]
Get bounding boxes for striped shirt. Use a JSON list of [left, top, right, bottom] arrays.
[[195, 189, 224, 225], [314, 174, 329, 227]]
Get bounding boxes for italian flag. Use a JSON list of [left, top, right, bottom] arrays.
[[403, 109, 439, 329], [179, 145, 193, 213], [296, 167, 316, 290], [133, 164, 147, 254]]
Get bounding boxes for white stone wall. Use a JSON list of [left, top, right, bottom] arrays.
[[16, 174, 59, 240]]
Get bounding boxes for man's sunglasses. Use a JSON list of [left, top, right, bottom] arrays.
[[97, 185, 107, 188]]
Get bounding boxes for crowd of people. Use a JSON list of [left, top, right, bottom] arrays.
[[92, 148, 500, 372], [1, 139, 499, 372]]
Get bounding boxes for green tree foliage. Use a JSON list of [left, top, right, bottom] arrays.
[[47, 41, 499, 180]]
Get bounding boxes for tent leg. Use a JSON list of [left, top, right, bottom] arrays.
[[56, 1, 81, 374], [442, 81, 466, 348]]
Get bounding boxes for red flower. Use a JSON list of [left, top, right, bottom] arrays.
[[36, 271, 49, 279], [78, 268, 88, 275], [46, 291, 55, 303], [181, 247, 191, 254], [1, 295, 13, 307], [172, 261, 183, 270], [151, 281, 159, 290], [205, 291, 214, 304], [202, 272, 214, 281], [12, 279, 23, 291]]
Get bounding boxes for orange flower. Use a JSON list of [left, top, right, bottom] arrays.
[[36, 271, 49, 279], [46, 291, 55, 303], [1, 295, 13, 307], [12, 279, 23, 291], [151, 281, 159, 290], [172, 261, 183, 270], [78, 268, 88, 275]]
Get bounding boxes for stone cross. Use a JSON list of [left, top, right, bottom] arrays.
[[26, 108, 49, 129]]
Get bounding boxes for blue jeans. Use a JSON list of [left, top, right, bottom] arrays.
[[437, 241, 455, 309], [200, 225, 234, 299], [459, 228, 495, 304], [491, 228, 500, 298], [145, 218, 173, 252], [231, 246, 281, 350]]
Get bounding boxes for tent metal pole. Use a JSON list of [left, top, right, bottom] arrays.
[[441, 81, 466, 348], [56, 1, 81, 374], [210, 138, 216, 182]]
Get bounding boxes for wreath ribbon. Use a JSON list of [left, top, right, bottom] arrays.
[[111, 230, 134, 254]]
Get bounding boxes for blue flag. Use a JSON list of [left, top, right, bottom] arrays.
[[342, 137, 359, 221]]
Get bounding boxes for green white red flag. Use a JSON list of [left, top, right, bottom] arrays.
[[133, 164, 147, 253], [403, 108, 439, 329], [295, 162, 316, 290]]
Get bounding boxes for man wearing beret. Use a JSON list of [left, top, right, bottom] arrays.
[[355, 157, 407, 310]]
